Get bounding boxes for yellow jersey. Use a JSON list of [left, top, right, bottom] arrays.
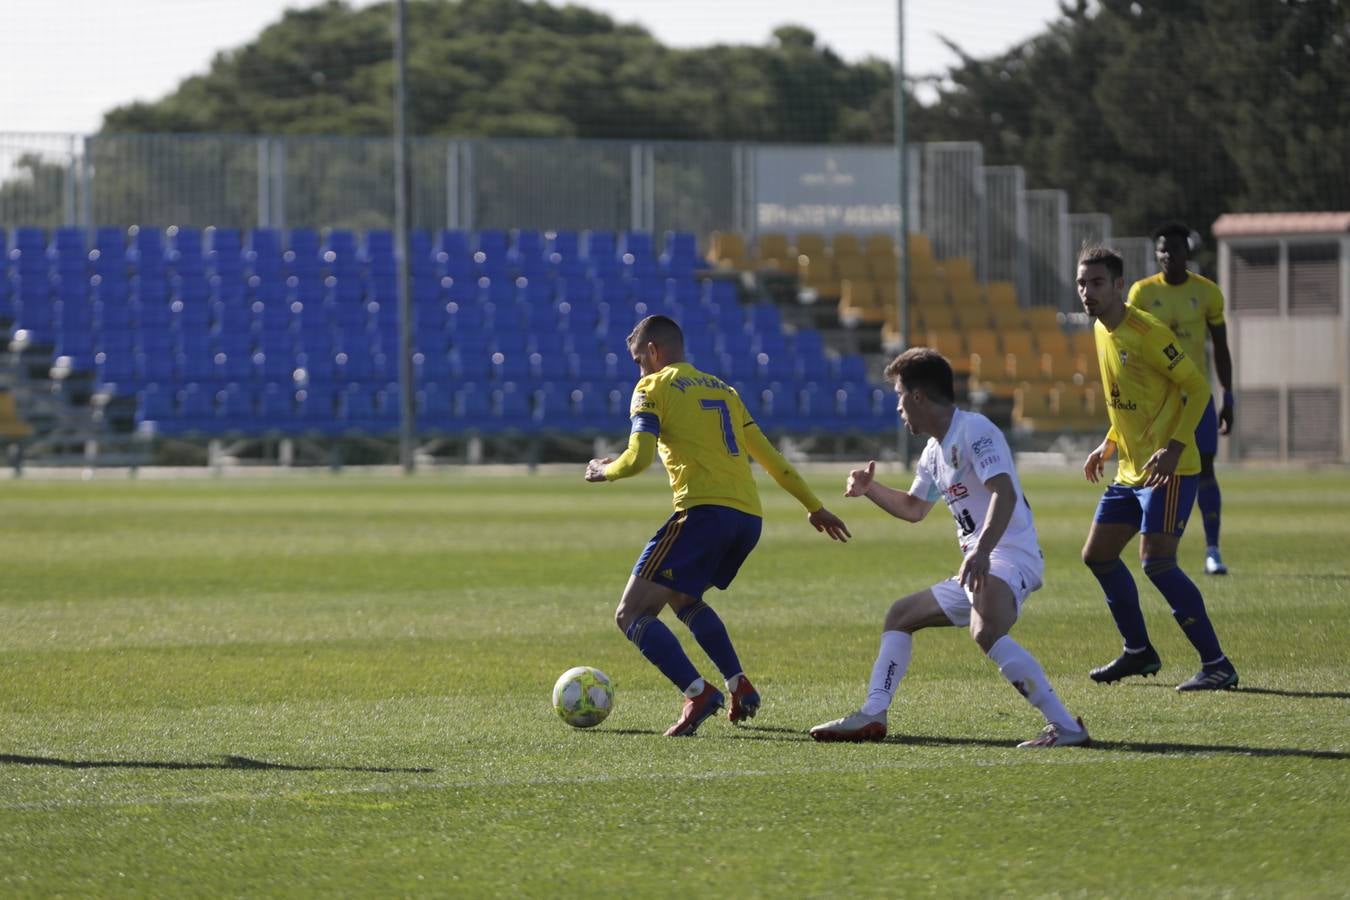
[[1126, 271, 1225, 373], [604, 361, 822, 516], [1094, 307, 1212, 486]]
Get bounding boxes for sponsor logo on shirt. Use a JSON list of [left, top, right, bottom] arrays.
[[1163, 343, 1186, 370], [944, 482, 969, 500], [1108, 382, 1138, 411], [972, 435, 995, 457]]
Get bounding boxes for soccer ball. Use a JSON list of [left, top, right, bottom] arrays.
[[552, 666, 614, 728]]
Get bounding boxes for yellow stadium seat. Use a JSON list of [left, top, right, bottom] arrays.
[[966, 330, 1001, 363], [839, 279, 888, 326], [835, 255, 870, 282], [831, 233, 861, 260], [911, 277, 947, 308], [920, 304, 959, 332], [794, 232, 827, 261], [1001, 331, 1037, 358], [870, 254, 898, 282], [1014, 382, 1056, 425], [707, 231, 748, 270], [985, 281, 1019, 311], [1036, 328, 1071, 358], [1067, 328, 1096, 360], [755, 232, 793, 272], [1004, 351, 1043, 381], [1027, 306, 1062, 332], [799, 254, 840, 299], [875, 280, 898, 309], [0, 392, 32, 440], [940, 257, 977, 288], [865, 233, 897, 260], [926, 328, 966, 360], [955, 303, 991, 331], [908, 232, 934, 263]]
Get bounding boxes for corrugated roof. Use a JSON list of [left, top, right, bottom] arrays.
[[1212, 212, 1350, 237]]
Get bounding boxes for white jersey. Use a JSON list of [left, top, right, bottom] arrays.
[[910, 409, 1043, 580]]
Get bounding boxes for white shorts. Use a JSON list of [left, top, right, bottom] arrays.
[[930, 552, 1043, 627]]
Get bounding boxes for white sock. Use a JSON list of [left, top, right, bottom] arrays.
[[987, 635, 1078, 731], [861, 631, 912, 716], [683, 677, 705, 699], [727, 672, 745, 691]]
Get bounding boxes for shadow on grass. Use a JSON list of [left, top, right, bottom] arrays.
[[1121, 683, 1350, 700], [0, 754, 433, 773], [684, 729, 1349, 761], [891, 734, 1350, 761]]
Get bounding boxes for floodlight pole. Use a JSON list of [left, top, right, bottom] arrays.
[[393, 0, 416, 473], [894, 0, 911, 463]]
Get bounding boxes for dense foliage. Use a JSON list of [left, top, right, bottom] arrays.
[[5, 0, 1345, 237]]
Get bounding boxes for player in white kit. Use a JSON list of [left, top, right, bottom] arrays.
[[810, 348, 1089, 748]]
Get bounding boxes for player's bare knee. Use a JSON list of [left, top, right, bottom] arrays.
[[882, 598, 914, 632]]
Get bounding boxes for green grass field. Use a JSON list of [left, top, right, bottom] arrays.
[[2, 466, 1347, 897]]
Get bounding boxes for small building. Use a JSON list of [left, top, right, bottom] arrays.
[[1213, 212, 1350, 463]]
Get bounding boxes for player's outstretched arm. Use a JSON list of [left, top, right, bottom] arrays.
[[587, 431, 657, 483], [845, 460, 932, 522], [741, 424, 849, 540]]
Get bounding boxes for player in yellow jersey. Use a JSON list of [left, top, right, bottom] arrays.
[[1076, 246, 1238, 692], [1127, 222, 1235, 575], [585, 315, 851, 736]]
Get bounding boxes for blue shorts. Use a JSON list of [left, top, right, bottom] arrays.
[[1094, 476, 1198, 537], [633, 505, 763, 600], [1195, 397, 1218, 457]]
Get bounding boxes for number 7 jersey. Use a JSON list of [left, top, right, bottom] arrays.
[[909, 409, 1042, 570], [628, 361, 765, 516]]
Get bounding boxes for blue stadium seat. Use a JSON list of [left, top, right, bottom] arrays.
[[547, 230, 579, 263], [257, 383, 296, 429], [836, 353, 870, 384], [417, 382, 453, 431], [135, 388, 176, 434], [340, 383, 380, 433], [497, 382, 534, 433], [297, 388, 339, 435], [439, 229, 472, 263], [454, 383, 493, 431], [178, 383, 219, 434], [661, 231, 701, 278], [219, 385, 256, 432], [749, 302, 782, 335], [168, 226, 204, 277], [248, 229, 284, 278]]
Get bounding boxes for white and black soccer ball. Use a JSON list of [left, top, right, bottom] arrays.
[[552, 666, 614, 728]]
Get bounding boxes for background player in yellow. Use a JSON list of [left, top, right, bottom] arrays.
[[1127, 222, 1234, 575], [1077, 246, 1238, 692], [585, 315, 851, 736]]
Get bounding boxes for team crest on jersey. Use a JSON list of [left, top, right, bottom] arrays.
[[1118, 349, 1128, 366], [950, 444, 960, 468], [1190, 297, 1198, 309]]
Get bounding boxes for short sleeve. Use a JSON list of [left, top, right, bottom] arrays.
[[1204, 282, 1226, 327], [909, 444, 941, 502], [629, 378, 661, 436]]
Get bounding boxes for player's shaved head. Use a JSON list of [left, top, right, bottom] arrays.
[[628, 315, 685, 353]]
